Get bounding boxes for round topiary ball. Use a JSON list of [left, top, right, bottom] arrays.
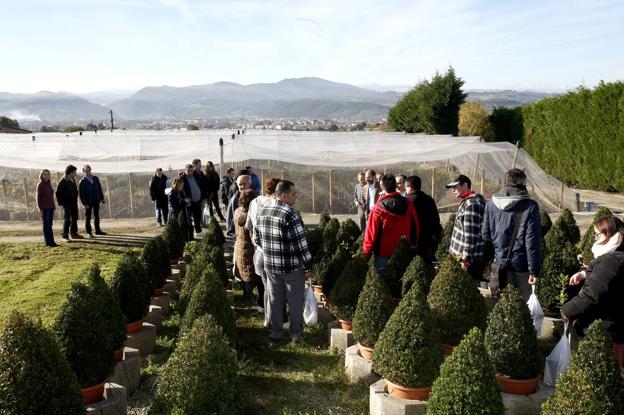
[[0, 311, 84, 414], [322, 218, 340, 257]]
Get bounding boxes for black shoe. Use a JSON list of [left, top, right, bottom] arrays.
[[87, 233, 94, 239], [61, 235, 70, 242], [291, 336, 305, 345], [46, 243, 59, 247], [70, 233, 84, 239], [268, 338, 282, 350], [95, 231, 107, 235]]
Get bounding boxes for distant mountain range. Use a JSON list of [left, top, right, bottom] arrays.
[[0, 78, 558, 124]]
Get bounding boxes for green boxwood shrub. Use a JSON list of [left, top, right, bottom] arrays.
[[337, 218, 361, 253], [181, 267, 236, 343], [154, 315, 242, 415], [579, 207, 613, 264], [124, 251, 152, 310], [86, 264, 126, 351], [383, 237, 415, 298], [184, 240, 201, 260], [436, 214, 456, 260], [540, 209, 552, 238], [321, 218, 340, 256], [205, 244, 229, 288], [329, 254, 368, 322], [556, 208, 581, 245], [305, 227, 323, 260], [162, 215, 183, 260], [402, 255, 436, 297], [155, 235, 172, 278], [204, 217, 226, 247], [427, 259, 488, 346], [179, 249, 211, 313], [318, 212, 331, 232], [177, 211, 190, 242], [53, 282, 116, 387], [484, 286, 541, 379], [427, 327, 504, 415], [352, 261, 395, 348], [0, 311, 84, 414], [542, 320, 624, 415], [109, 256, 147, 324], [315, 245, 349, 296], [372, 282, 444, 388], [141, 238, 165, 290]]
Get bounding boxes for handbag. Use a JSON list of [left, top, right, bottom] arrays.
[[489, 211, 524, 298]]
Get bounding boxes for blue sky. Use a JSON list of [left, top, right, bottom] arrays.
[[2, 0, 623, 93]]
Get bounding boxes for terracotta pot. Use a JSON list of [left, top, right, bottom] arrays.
[[338, 319, 353, 331], [443, 343, 454, 356], [154, 288, 164, 297], [126, 319, 143, 334], [113, 346, 124, 362], [358, 343, 374, 361], [495, 374, 539, 395], [170, 259, 177, 265], [82, 381, 105, 405], [386, 379, 431, 401], [312, 285, 323, 294]]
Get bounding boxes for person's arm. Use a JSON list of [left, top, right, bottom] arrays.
[[525, 203, 541, 278], [96, 177, 105, 203], [461, 199, 485, 261], [353, 185, 359, 207], [55, 181, 63, 206], [288, 213, 313, 272], [226, 197, 236, 235], [78, 179, 88, 207], [563, 256, 615, 321], [35, 182, 43, 212], [149, 177, 157, 200]]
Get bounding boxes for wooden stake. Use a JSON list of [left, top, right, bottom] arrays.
[[260, 169, 265, 192], [559, 181, 565, 211], [480, 169, 485, 195], [472, 153, 480, 179], [104, 175, 113, 219], [312, 173, 316, 213], [329, 170, 333, 214], [445, 159, 450, 172], [575, 192, 581, 213], [431, 167, 437, 201], [128, 173, 135, 219], [511, 141, 520, 169], [22, 178, 30, 221], [55, 172, 62, 220]]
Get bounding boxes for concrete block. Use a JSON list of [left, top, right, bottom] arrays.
[[124, 322, 157, 356], [86, 382, 127, 415], [144, 305, 163, 332], [502, 382, 554, 415], [370, 379, 427, 415], [540, 317, 563, 340], [163, 279, 178, 296], [318, 306, 336, 325], [171, 261, 186, 279], [109, 347, 141, 394], [226, 289, 234, 304], [328, 321, 355, 352], [345, 344, 380, 384], [151, 292, 171, 314]]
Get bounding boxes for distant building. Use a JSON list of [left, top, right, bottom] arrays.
[[0, 126, 32, 134]]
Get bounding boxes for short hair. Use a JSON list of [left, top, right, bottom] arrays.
[[155, 167, 163, 173], [357, 172, 364, 177], [365, 169, 376, 176], [171, 177, 184, 191], [65, 165, 77, 175], [192, 159, 201, 166], [185, 164, 193, 170], [398, 174, 407, 181], [275, 180, 295, 196], [245, 165, 252, 170], [238, 169, 250, 176], [264, 177, 281, 195], [594, 215, 624, 247], [39, 169, 50, 181], [239, 190, 256, 210], [505, 169, 527, 187], [236, 174, 251, 184], [381, 175, 396, 193], [226, 167, 235, 174], [82, 164, 91, 172], [406, 175, 422, 191]]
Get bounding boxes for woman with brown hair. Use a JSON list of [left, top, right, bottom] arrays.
[[234, 189, 261, 304], [36, 169, 57, 247], [564, 215, 624, 367], [203, 161, 226, 221]]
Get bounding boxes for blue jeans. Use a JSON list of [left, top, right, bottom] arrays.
[[155, 201, 168, 224], [374, 256, 389, 278], [42, 208, 55, 245]]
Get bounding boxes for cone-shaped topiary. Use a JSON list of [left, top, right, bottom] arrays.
[[305, 227, 323, 260], [427, 327, 504, 415], [318, 212, 331, 232], [353, 232, 365, 255], [538, 223, 580, 308], [428, 259, 488, 346], [402, 255, 436, 297], [181, 267, 236, 343], [109, 255, 147, 324], [124, 251, 152, 311], [436, 214, 456, 260], [184, 240, 201, 260], [178, 248, 210, 313], [328, 254, 368, 322], [315, 245, 349, 297], [206, 244, 229, 288], [352, 261, 395, 349], [579, 207, 613, 264], [0, 311, 84, 414], [141, 238, 165, 290], [540, 209, 552, 238], [484, 286, 541, 380], [155, 235, 172, 278], [556, 208, 581, 245], [383, 236, 415, 298], [372, 282, 444, 389], [162, 214, 183, 260], [542, 320, 624, 415], [322, 217, 340, 257], [53, 281, 116, 388], [337, 218, 361, 253], [86, 263, 126, 351], [204, 217, 226, 247], [154, 315, 242, 415], [177, 210, 191, 242]]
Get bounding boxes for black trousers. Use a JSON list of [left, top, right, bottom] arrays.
[[85, 203, 101, 235], [207, 191, 225, 220], [62, 204, 78, 237], [189, 201, 202, 233]]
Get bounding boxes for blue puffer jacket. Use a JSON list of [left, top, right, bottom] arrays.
[[481, 186, 542, 275]]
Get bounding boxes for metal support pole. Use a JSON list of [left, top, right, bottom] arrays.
[[431, 167, 437, 201], [472, 153, 480, 179], [575, 193, 581, 213], [219, 138, 224, 178], [104, 176, 113, 219], [328, 170, 333, 214], [480, 169, 486, 195], [128, 173, 135, 219], [511, 141, 520, 169], [22, 178, 29, 221], [312, 173, 316, 213]]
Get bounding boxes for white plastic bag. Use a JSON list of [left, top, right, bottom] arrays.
[[201, 205, 211, 227], [527, 285, 544, 336], [544, 323, 572, 386], [303, 281, 318, 326]]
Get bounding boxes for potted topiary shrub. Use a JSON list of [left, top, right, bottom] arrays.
[[352, 260, 395, 360], [372, 282, 444, 400], [328, 254, 368, 330], [155, 235, 172, 281], [0, 311, 84, 414], [579, 207, 613, 265], [205, 244, 229, 288], [204, 217, 226, 247], [382, 236, 415, 299], [436, 214, 456, 260], [316, 245, 349, 301], [162, 215, 183, 261], [540, 209, 552, 238], [53, 281, 116, 405], [542, 320, 624, 414], [322, 217, 340, 257], [402, 255, 436, 297], [178, 248, 210, 313], [556, 208, 581, 245], [336, 218, 361, 254], [427, 327, 505, 414], [141, 238, 165, 295], [305, 227, 323, 261], [109, 256, 147, 334], [484, 286, 542, 395], [318, 212, 331, 232], [427, 259, 488, 355], [153, 314, 243, 414]]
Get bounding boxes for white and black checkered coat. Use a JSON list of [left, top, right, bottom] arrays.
[[449, 194, 486, 261]]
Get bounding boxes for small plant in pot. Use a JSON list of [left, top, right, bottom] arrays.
[[383, 237, 415, 299], [329, 254, 368, 331], [484, 286, 542, 395], [162, 214, 183, 261], [372, 282, 444, 401], [539, 223, 580, 310], [313, 245, 349, 299], [336, 218, 361, 254], [0, 311, 85, 414], [352, 260, 395, 360], [141, 237, 166, 295], [53, 281, 116, 405], [427, 327, 504, 414], [109, 256, 147, 334], [427, 258, 488, 355], [402, 254, 436, 297]]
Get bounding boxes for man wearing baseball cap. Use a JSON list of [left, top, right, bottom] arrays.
[[446, 174, 486, 281]]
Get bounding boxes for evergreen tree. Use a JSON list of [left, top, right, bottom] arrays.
[[436, 214, 456, 260], [402, 255, 436, 297], [383, 237, 414, 298], [329, 254, 368, 322], [579, 207, 613, 264]]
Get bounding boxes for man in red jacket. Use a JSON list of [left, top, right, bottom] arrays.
[[363, 175, 419, 277]]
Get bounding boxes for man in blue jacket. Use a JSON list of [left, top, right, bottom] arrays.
[[78, 165, 106, 237], [482, 169, 541, 302]]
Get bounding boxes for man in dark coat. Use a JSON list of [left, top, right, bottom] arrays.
[[205, 161, 226, 221], [56, 164, 82, 241], [220, 167, 235, 208], [181, 164, 204, 236], [78, 164, 106, 237], [405, 175, 442, 264], [149, 167, 169, 226]]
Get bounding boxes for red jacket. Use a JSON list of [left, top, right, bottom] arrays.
[[363, 192, 420, 258]]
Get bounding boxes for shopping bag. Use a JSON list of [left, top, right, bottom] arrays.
[[544, 323, 571, 386], [303, 281, 318, 326], [201, 205, 211, 227], [527, 285, 544, 335]]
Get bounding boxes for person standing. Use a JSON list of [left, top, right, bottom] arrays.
[[363, 169, 381, 219], [226, 173, 252, 237], [204, 161, 226, 221], [405, 175, 442, 264], [181, 164, 204, 237], [234, 190, 264, 305], [36, 169, 57, 247], [396, 174, 408, 197], [246, 165, 262, 195], [149, 168, 169, 226], [55, 165, 82, 241], [78, 165, 106, 237], [482, 169, 541, 301], [169, 177, 193, 241], [255, 180, 314, 346], [353, 172, 367, 231], [446, 174, 486, 281], [220, 167, 235, 208]]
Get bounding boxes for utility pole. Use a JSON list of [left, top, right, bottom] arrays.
[[109, 110, 114, 132]]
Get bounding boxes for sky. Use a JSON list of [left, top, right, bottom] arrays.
[[1, 0, 623, 93]]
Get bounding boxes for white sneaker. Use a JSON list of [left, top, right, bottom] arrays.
[[195, 231, 205, 238], [283, 322, 290, 330]]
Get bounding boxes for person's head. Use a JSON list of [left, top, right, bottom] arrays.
[[236, 174, 252, 192], [264, 177, 281, 196], [239, 189, 256, 211], [245, 165, 253, 173], [82, 164, 92, 176], [380, 175, 397, 193], [192, 159, 201, 171], [238, 169, 250, 177], [365, 169, 376, 184], [504, 168, 528, 189], [155, 167, 163, 178], [405, 175, 421, 194], [204, 161, 215, 174], [357, 172, 366, 185], [172, 177, 184, 192], [275, 180, 297, 206], [39, 169, 51, 182], [185, 164, 194, 176], [376, 172, 384, 183], [65, 164, 77, 178], [446, 174, 471, 199], [593, 215, 624, 247], [396, 174, 407, 193], [226, 167, 235, 178]]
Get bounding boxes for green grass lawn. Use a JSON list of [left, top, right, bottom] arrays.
[[0, 243, 129, 327]]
